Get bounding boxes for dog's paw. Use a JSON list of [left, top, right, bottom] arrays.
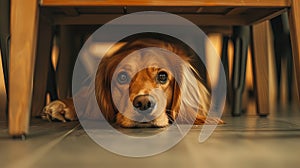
[[42, 99, 77, 122]]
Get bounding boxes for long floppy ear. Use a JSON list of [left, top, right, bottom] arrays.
[[95, 57, 117, 122], [170, 78, 181, 122], [171, 62, 210, 124]]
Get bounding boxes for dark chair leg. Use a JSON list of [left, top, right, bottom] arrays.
[[0, 0, 10, 120], [231, 26, 250, 116], [221, 36, 230, 81], [56, 26, 82, 99], [221, 36, 231, 104], [47, 57, 58, 101], [271, 13, 293, 104], [271, 15, 282, 102], [287, 47, 293, 103], [281, 13, 293, 103], [0, 0, 10, 98], [31, 15, 54, 117]]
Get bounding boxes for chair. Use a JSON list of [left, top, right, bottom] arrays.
[[8, 0, 300, 137], [221, 25, 269, 117]]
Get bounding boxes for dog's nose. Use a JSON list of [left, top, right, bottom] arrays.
[[133, 95, 156, 113]]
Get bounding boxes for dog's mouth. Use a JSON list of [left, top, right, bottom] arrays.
[[134, 121, 156, 128], [128, 110, 157, 122]]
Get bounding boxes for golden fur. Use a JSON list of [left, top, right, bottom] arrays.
[[95, 36, 211, 127], [43, 34, 223, 127]]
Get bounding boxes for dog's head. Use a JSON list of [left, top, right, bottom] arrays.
[[95, 35, 210, 127]]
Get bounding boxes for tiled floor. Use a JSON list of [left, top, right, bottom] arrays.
[[1, 103, 300, 168]]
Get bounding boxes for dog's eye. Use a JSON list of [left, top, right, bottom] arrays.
[[117, 71, 130, 84], [157, 71, 168, 84]]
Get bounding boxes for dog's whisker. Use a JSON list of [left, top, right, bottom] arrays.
[[173, 120, 184, 136], [165, 109, 184, 136]]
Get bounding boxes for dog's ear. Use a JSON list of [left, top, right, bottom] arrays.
[[170, 79, 181, 121], [171, 62, 210, 124], [95, 57, 117, 122]]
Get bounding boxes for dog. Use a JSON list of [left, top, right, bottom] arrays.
[[42, 33, 223, 127]]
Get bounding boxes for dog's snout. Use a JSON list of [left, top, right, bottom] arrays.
[[133, 95, 156, 113]]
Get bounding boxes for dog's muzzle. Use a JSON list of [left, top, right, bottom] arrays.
[[133, 95, 156, 114]]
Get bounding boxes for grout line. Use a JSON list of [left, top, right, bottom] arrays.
[[6, 124, 81, 168]]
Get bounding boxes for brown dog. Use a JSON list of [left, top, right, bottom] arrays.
[[42, 34, 223, 127]]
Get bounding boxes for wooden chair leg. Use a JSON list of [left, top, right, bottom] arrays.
[[288, 0, 300, 104], [9, 0, 39, 138], [31, 15, 54, 117], [251, 22, 270, 116]]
